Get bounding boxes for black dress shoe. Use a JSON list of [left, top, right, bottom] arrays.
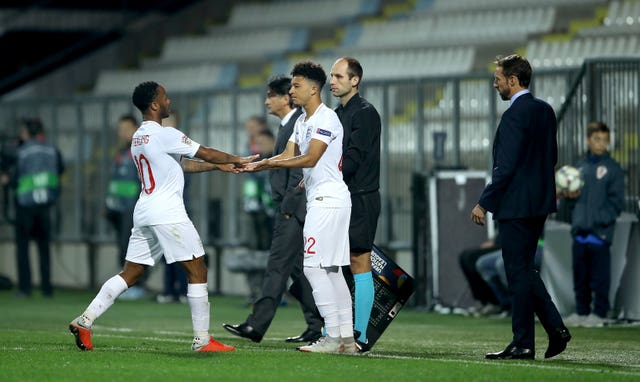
[[222, 322, 263, 343], [353, 330, 372, 353], [486, 344, 535, 360], [545, 327, 571, 359], [285, 328, 322, 343], [355, 340, 371, 354]]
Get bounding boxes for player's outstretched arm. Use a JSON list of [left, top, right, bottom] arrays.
[[243, 141, 298, 172], [181, 158, 241, 174], [244, 140, 326, 172], [194, 146, 258, 165], [271, 138, 327, 168]]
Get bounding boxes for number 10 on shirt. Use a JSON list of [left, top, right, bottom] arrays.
[[133, 153, 155, 194]]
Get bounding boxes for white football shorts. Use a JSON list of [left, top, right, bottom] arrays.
[[125, 221, 205, 266], [303, 205, 350, 267]]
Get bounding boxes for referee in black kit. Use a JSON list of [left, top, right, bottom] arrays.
[[330, 57, 381, 352]]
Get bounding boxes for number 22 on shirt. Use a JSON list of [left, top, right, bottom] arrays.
[[304, 236, 317, 255]]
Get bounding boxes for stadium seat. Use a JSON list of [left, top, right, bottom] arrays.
[[93, 64, 237, 95], [271, 47, 475, 80], [431, 0, 606, 12], [226, 0, 381, 29], [528, 35, 640, 69], [581, 1, 640, 37], [153, 29, 310, 65], [349, 7, 555, 49], [604, 0, 640, 26]]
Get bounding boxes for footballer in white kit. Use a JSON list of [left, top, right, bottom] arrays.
[[126, 120, 205, 266], [244, 61, 355, 354], [69, 81, 254, 353], [289, 103, 351, 268]]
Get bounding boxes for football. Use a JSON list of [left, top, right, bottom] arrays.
[[555, 165, 583, 192]]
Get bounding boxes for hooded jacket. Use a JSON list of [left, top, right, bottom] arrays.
[[570, 151, 624, 243]]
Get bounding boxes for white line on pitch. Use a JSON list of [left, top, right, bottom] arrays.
[[91, 333, 640, 377]]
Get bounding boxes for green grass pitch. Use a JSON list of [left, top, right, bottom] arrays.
[[1, 290, 638, 381]]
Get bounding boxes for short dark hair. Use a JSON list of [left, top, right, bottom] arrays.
[[22, 118, 44, 136], [267, 75, 293, 107], [118, 114, 138, 126], [132, 81, 159, 113], [341, 56, 363, 81], [587, 121, 610, 138], [291, 60, 326, 89], [495, 54, 532, 88]]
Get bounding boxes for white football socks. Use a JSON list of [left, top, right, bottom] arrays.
[[304, 266, 353, 339], [327, 268, 355, 339], [83, 275, 129, 326], [187, 283, 210, 341]]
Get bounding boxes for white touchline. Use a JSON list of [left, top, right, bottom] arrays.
[[7, 327, 640, 377]]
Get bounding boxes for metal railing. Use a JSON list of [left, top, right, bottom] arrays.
[[557, 58, 640, 213]]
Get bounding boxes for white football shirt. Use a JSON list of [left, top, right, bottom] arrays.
[[130, 121, 200, 226], [289, 103, 350, 207]]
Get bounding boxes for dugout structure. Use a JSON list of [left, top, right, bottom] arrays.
[[412, 170, 493, 310]]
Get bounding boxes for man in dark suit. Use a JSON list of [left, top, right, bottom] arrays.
[[471, 54, 571, 360], [223, 75, 323, 343]]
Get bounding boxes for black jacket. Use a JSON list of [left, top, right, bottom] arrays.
[[571, 152, 624, 243], [335, 93, 381, 194], [479, 93, 558, 219], [269, 108, 306, 222]]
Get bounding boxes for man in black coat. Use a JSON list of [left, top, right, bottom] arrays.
[[471, 54, 571, 360], [330, 57, 381, 351], [223, 76, 323, 343]]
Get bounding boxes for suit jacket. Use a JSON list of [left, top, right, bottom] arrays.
[[270, 108, 306, 222], [478, 93, 558, 220]]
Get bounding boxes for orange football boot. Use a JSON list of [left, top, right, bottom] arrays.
[[69, 317, 94, 351], [193, 337, 235, 352]]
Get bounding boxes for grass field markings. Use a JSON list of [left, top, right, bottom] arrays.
[[364, 354, 640, 376], [95, 333, 186, 344], [160, 341, 640, 376], [3, 334, 640, 377], [96, 332, 292, 345], [224, 345, 640, 376], [4, 324, 639, 370], [96, 326, 191, 337], [152, 330, 192, 336], [0, 326, 308, 345], [102, 325, 316, 344], [95, 326, 133, 332]]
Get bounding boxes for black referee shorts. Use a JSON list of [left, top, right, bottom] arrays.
[[349, 191, 381, 253]]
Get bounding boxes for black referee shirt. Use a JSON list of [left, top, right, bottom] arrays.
[[335, 93, 381, 195]]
